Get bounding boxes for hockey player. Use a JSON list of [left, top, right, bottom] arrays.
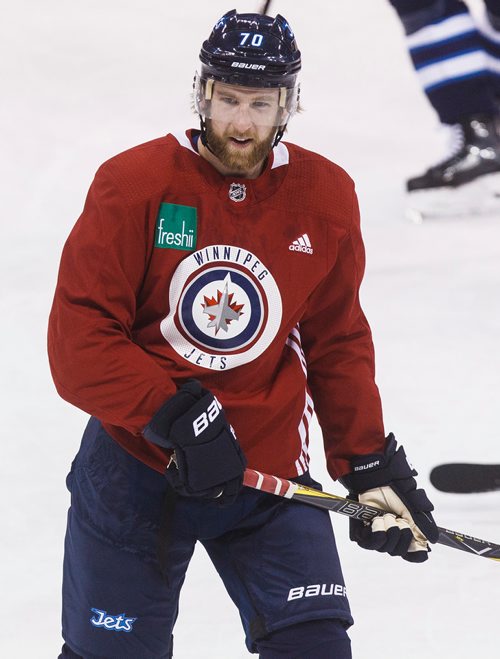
[[388, 0, 500, 218], [48, 10, 438, 658]]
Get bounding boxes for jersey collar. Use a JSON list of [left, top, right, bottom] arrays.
[[171, 129, 290, 207]]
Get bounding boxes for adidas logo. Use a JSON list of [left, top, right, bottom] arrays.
[[289, 233, 313, 255]]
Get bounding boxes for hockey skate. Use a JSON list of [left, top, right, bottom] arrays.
[[405, 115, 500, 223]]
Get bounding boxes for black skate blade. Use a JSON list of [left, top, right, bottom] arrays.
[[405, 172, 500, 223], [430, 463, 500, 493]]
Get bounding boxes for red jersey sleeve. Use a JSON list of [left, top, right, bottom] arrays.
[[47, 164, 175, 435], [300, 185, 386, 479]]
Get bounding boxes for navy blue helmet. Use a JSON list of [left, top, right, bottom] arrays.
[[199, 9, 301, 89], [194, 10, 301, 145]]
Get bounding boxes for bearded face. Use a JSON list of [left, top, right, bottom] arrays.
[[200, 82, 285, 178], [204, 119, 277, 176]]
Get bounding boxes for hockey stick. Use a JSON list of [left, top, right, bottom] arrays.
[[258, 0, 273, 15], [430, 463, 500, 493], [243, 469, 500, 561]]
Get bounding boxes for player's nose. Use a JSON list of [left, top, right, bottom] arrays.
[[231, 105, 254, 132]]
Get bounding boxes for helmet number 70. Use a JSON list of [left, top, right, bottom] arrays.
[[239, 33, 264, 47]]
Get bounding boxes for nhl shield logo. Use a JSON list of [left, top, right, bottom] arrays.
[[228, 183, 246, 202]]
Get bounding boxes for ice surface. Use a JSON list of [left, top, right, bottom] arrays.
[[2, 1, 499, 657]]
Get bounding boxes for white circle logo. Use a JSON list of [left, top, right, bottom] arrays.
[[160, 245, 282, 370]]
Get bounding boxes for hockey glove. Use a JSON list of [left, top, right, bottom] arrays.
[[143, 380, 246, 505], [339, 434, 438, 562]]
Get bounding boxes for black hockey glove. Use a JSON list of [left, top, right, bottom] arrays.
[[143, 380, 246, 505], [339, 434, 438, 562]]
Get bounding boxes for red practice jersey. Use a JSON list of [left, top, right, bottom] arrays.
[[48, 130, 386, 479]]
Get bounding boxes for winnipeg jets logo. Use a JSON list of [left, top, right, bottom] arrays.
[[202, 274, 244, 334], [228, 183, 246, 202], [160, 245, 282, 371], [90, 608, 136, 633]]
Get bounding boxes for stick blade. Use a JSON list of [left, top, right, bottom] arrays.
[[430, 463, 500, 493]]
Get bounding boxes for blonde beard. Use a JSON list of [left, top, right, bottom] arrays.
[[205, 121, 277, 176]]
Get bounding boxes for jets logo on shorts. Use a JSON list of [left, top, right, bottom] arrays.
[[160, 245, 282, 370], [90, 608, 137, 632]]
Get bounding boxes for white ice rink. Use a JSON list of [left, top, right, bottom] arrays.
[[2, 1, 499, 657]]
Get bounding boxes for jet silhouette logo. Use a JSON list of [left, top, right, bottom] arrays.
[[202, 273, 244, 335]]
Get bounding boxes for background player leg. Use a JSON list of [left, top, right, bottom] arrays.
[[389, 0, 500, 218]]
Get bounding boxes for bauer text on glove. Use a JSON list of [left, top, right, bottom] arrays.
[[339, 434, 438, 562], [143, 379, 247, 505]]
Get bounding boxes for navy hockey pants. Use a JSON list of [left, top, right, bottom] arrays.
[[59, 418, 353, 658]]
